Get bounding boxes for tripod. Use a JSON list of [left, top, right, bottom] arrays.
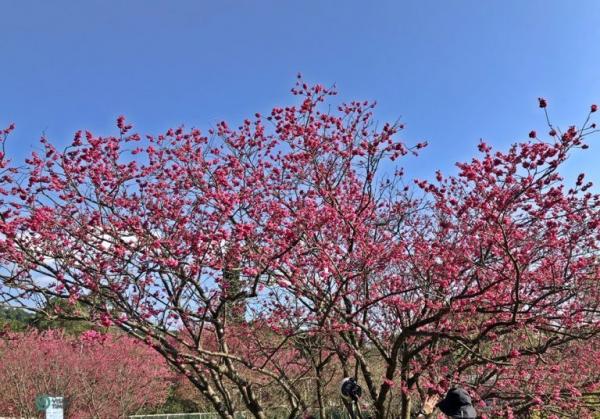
[[343, 397, 367, 419]]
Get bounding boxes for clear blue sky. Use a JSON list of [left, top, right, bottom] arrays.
[[1, 0, 599, 185]]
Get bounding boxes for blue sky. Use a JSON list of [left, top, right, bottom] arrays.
[[1, 0, 599, 186]]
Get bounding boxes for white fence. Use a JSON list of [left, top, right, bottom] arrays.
[[131, 414, 233, 419], [130, 407, 349, 419], [130, 414, 234, 419]]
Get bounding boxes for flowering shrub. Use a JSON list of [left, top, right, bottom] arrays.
[[0, 330, 171, 418]]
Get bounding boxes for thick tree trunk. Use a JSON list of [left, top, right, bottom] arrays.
[[246, 397, 266, 419], [316, 377, 325, 419], [400, 393, 411, 419], [399, 354, 411, 419]]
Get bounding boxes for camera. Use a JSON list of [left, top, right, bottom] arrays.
[[340, 377, 362, 401]]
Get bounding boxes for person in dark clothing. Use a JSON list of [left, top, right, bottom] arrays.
[[417, 387, 478, 418], [436, 387, 477, 418]]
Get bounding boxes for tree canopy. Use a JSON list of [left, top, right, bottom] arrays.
[[1, 82, 598, 419]]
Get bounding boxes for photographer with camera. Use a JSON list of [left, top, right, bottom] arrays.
[[417, 388, 478, 419], [340, 377, 368, 419]]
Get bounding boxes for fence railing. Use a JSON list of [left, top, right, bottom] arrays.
[[130, 406, 350, 419], [131, 414, 236, 419]]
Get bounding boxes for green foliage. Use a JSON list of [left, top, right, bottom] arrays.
[[137, 386, 201, 414], [0, 305, 34, 331], [1, 299, 94, 335], [29, 298, 92, 335]]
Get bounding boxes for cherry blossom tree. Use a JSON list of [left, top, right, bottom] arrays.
[[0, 330, 171, 418], [0, 82, 598, 418], [475, 337, 600, 418]]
